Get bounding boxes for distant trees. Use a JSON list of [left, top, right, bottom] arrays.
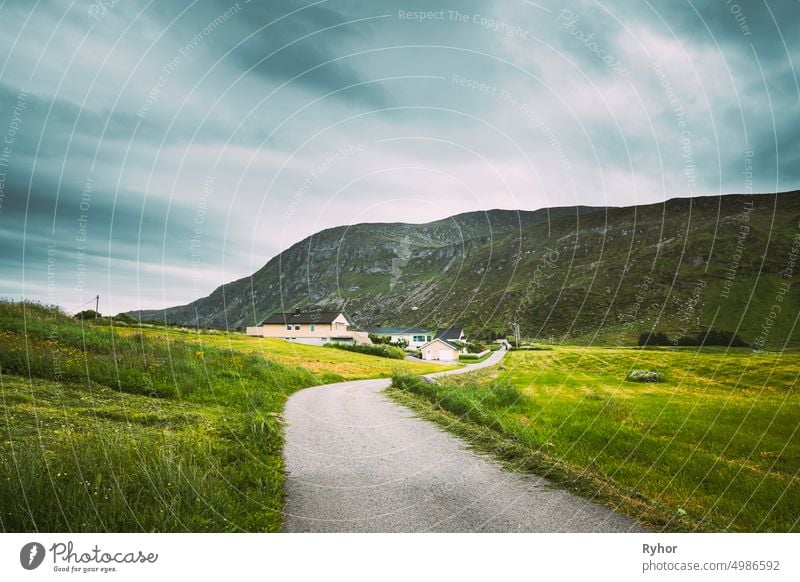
[[74, 309, 100, 320], [690, 329, 748, 347], [368, 334, 409, 349], [638, 329, 748, 347], [638, 331, 670, 346], [113, 312, 137, 324]]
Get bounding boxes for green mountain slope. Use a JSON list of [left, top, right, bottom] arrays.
[[131, 192, 800, 348]]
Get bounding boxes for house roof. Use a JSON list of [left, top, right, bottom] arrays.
[[421, 337, 459, 350], [259, 311, 345, 325], [435, 325, 464, 340], [365, 327, 431, 335]]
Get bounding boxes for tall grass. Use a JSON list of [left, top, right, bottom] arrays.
[[0, 300, 322, 532]]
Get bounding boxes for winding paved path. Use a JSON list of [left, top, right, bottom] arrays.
[[282, 349, 645, 532]]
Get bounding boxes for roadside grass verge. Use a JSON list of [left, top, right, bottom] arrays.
[[389, 346, 800, 532], [459, 352, 492, 363], [0, 300, 449, 531]]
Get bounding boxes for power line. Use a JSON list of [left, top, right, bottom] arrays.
[[70, 294, 100, 315]]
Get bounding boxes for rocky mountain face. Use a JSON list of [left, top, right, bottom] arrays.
[[130, 192, 800, 347]]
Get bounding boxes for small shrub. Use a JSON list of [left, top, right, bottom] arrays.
[[466, 341, 487, 354], [626, 369, 660, 383]]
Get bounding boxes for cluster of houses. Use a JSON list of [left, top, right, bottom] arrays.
[[245, 310, 466, 361]]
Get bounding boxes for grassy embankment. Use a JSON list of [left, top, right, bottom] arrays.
[[0, 301, 449, 532], [390, 346, 799, 532]]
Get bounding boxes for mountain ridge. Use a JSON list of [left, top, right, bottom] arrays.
[[129, 191, 800, 347]]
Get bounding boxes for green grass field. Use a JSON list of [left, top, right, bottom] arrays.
[[391, 346, 800, 532], [112, 326, 447, 379], [0, 301, 449, 532]]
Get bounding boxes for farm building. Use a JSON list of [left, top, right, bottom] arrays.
[[245, 311, 370, 346]]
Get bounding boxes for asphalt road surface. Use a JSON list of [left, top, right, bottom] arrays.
[[283, 349, 646, 532]]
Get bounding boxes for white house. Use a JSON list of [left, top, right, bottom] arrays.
[[365, 327, 432, 350], [245, 311, 370, 346], [419, 338, 459, 361]]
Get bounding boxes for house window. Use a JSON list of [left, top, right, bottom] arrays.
[[294, 325, 301, 330], [310, 323, 315, 332], [413, 335, 426, 342], [286, 325, 292, 331]]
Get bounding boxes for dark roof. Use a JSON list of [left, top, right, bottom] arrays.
[[259, 311, 345, 325], [365, 327, 431, 335], [435, 325, 464, 340]]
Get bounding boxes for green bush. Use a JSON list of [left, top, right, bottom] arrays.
[[626, 369, 660, 383], [324, 342, 405, 359], [466, 341, 487, 354], [367, 333, 409, 349], [675, 329, 749, 347], [74, 309, 100, 320]]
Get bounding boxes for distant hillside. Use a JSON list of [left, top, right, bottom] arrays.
[[130, 192, 800, 348]]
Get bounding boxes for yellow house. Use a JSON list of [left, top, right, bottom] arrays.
[[420, 338, 459, 361], [245, 311, 370, 346]]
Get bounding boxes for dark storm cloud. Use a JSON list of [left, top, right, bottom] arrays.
[[0, 172, 230, 309], [151, 0, 390, 107], [624, 0, 800, 189]]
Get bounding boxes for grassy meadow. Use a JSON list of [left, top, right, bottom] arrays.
[[0, 301, 447, 532], [112, 326, 448, 379], [391, 346, 800, 532]]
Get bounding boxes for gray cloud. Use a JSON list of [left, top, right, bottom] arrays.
[[0, 0, 798, 313]]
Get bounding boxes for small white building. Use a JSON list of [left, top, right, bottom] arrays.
[[419, 338, 459, 361]]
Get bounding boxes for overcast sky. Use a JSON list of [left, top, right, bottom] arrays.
[[1, 0, 798, 314]]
